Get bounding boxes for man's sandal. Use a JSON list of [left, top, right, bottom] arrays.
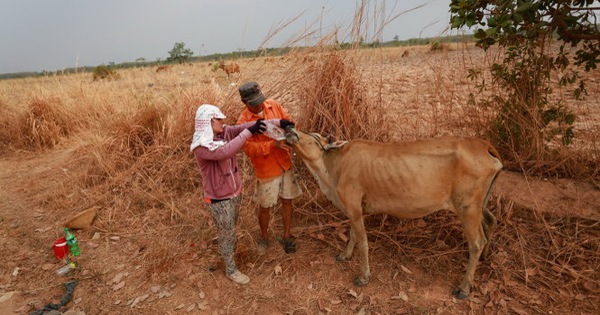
[[282, 238, 296, 254]]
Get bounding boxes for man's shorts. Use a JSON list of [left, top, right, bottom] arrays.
[[254, 169, 302, 208]]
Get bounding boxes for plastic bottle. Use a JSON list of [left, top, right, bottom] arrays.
[[263, 121, 286, 140], [56, 261, 76, 276], [64, 228, 81, 256]]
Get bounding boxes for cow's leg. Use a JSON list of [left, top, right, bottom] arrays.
[[454, 204, 486, 299], [350, 216, 371, 286], [340, 201, 370, 286], [336, 187, 370, 286], [480, 206, 496, 260], [336, 227, 356, 262]]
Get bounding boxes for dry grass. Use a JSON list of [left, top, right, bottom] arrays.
[[296, 52, 393, 141], [0, 44, 598, 314]]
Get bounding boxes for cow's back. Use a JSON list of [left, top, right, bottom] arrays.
[[332, 136, 501, 218]]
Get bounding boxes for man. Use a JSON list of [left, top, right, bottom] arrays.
[[237, 81, 301, 254]]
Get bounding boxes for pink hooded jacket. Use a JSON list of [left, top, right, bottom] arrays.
[[193, 123, 254, 202]]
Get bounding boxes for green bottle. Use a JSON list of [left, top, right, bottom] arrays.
[[64, 228, 81, 256]]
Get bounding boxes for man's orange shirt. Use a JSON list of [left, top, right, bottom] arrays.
[[236, 99, 293, 179]]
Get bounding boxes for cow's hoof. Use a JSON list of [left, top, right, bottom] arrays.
[[336, 255, 349, 262], [353, 276, 368, 287], [479, 251, 489, 261], [452, 287, 469, 300]]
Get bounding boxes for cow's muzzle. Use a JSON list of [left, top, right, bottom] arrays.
[[284, 126, 300, 145]]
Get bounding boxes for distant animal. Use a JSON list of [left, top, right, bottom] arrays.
[[218, 61, 240, 78], [302, 56, 315, 63], [284, 127, 503, 299], [402, 50, 409, 57], [156, 65, 170, 73]]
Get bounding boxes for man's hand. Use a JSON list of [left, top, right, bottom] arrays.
[[279, 119, 295, 130], [247, 119, 266, 134]]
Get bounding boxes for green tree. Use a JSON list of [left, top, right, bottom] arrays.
[[450, 0, 599, 174], [167, 42, 194, 64]]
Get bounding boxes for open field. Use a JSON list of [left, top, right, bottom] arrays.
[[0, 45, 599, 314]]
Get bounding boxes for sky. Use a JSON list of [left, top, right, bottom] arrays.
[[0, 0, 456, 74]]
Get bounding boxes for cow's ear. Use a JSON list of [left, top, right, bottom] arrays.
[[324, 140, 348, 150]]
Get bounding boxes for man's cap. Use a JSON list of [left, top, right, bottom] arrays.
[[239, 81, 266, 106]]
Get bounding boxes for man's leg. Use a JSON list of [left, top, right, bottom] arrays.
[[279, 169, 301, 254], [281, 198, 296, 253], [255, 176, 282, 248], [281, 198, 293, 240], [258, 206, 270, 241]]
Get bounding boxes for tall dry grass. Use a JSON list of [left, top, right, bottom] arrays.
[[296, 52, 392, 141]]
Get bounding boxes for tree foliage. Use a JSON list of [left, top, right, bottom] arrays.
[[450, 0, 599, 175], [167, 42, 194, 64], [450, 0, 599, 69]]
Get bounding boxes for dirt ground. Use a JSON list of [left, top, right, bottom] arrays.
[[1, 46, 599, 315], [0, 139, 599, 315]]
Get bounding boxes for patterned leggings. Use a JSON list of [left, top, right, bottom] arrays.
[[207, 195, 241, 275]]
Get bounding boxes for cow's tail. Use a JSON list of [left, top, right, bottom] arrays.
[[483, 171, 500, 209], [486, 142, 502, 164], [484, 141, 502, 209]]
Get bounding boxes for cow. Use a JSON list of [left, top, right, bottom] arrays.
[[284, 127, 503, 299], [156, 65, 170, 73], [218, 61, 240, 78]]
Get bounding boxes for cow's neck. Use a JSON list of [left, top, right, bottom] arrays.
[[302, 151, 344, 209]]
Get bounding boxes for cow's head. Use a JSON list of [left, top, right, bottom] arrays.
[[284, 127, 347, 160]]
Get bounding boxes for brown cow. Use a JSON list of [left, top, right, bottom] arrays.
[[218, 61, 240, 78], [284, 128, 502, 299], [156, 65, 170, 73]]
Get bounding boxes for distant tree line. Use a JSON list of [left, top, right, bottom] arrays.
[[0, 35, 474, 80]]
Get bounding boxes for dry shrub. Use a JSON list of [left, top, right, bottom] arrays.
[[74, 143, 115, 187], [93, 65, 120, 81], [0, 100, 20, 151], [429, 41, 448, 52], [12, 97, 74, 150], [168, 100, 196, 148], [296, 52, 392, 142], [111, 104, 168, 157], [87, 100, 200, 193], [75, 98, 202, 222], [467, 44, 600, 182], [481, 86, 600, 182]]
